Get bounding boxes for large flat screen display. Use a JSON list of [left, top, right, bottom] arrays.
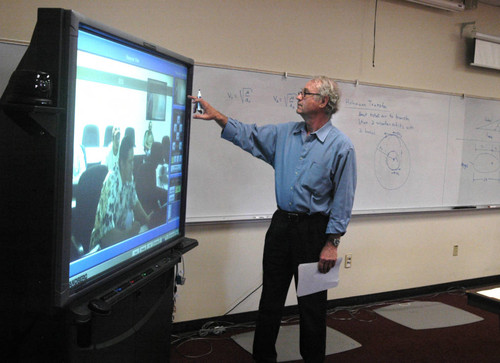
[[1, 8, 193, 310], [69, 25, 191, 293]]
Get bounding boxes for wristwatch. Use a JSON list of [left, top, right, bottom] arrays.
[[327, 237, 340, 247], [331, 238, 340, 247]]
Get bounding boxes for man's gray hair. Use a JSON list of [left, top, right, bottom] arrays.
[[313, 76, 341, 117]]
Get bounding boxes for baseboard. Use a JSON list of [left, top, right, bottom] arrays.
[[172, 274, 500, 334]]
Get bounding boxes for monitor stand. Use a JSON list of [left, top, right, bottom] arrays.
[[67, 265, 176, 362]]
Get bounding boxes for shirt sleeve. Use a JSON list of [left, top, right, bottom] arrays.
[[326, 145, 357, 235], [221, 118, 278, 166]]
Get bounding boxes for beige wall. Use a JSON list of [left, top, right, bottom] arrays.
[[2, 0, 500, 322]]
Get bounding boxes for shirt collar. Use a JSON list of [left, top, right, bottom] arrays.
[[314, 121, 333, 143], [294, 121, 333, 143]]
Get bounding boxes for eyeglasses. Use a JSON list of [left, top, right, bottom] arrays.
[[298, 89, 322, 98]]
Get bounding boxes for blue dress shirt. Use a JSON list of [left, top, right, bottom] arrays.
[[222, 118, 357, 235]]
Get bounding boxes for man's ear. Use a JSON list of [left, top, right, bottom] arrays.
[[319, 96, 329, 110]]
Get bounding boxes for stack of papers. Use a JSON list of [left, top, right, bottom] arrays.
[[297, 258, 342, 297]]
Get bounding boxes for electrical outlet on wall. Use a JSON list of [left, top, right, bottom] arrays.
[[345, 254, 352, 268]]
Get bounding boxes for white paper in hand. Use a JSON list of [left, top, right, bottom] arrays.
[[296, 258, 342, 297]]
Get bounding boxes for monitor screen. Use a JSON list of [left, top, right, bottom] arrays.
[[1, 8, 193, 310], [69, 25, 191, 293]]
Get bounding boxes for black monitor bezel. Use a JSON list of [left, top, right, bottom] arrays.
[[55, 9, 194, 308]]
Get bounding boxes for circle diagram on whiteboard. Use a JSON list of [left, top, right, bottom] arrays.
[[374, 132, 411, 190], [472, 153, 499, 174]]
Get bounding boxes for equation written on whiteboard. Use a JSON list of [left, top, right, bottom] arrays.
[[227, 88, 253, 104], [344, 98, 414, 135], [273, 93, 297, 109], [225, 88, 297, 109]]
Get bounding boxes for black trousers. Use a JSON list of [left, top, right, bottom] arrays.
[[253, 209, 329, 363]]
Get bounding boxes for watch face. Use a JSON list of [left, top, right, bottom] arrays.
[[332, 238, 340, 247]]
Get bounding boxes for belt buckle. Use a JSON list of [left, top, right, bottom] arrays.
[[287, 212, 300, 223]]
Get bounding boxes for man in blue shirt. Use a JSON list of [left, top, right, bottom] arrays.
[[190, 76, 356, 363]]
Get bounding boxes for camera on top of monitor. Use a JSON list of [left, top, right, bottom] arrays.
[[4, 69, 52, 105]]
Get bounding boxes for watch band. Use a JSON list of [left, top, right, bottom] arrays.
[[330, 237, 340, 247]]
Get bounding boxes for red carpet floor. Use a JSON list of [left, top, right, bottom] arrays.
[[171, 290, 500, 362]]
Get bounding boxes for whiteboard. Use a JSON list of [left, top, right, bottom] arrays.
[[187, 66, 307, 222], [187, 65, 500, 222], [459, 97, 500, 205], [2, 42, 499, 223]]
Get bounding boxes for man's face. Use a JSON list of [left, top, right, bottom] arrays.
[[296, 80, 322, 117], [120, 148, 134, 182]]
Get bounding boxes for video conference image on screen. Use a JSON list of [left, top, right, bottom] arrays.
[[69, 28, 188, 289]]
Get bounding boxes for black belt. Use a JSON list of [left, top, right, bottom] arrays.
[[276, 208, 324, 223]]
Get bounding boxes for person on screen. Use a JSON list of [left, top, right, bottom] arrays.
[[102, 126, 120, 172], [90, 135, 152, 250], [143, 121, 154, 156], [136, 142, 167, 211], [189, 76, 357, 363], [157, 135, 171, 189]]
